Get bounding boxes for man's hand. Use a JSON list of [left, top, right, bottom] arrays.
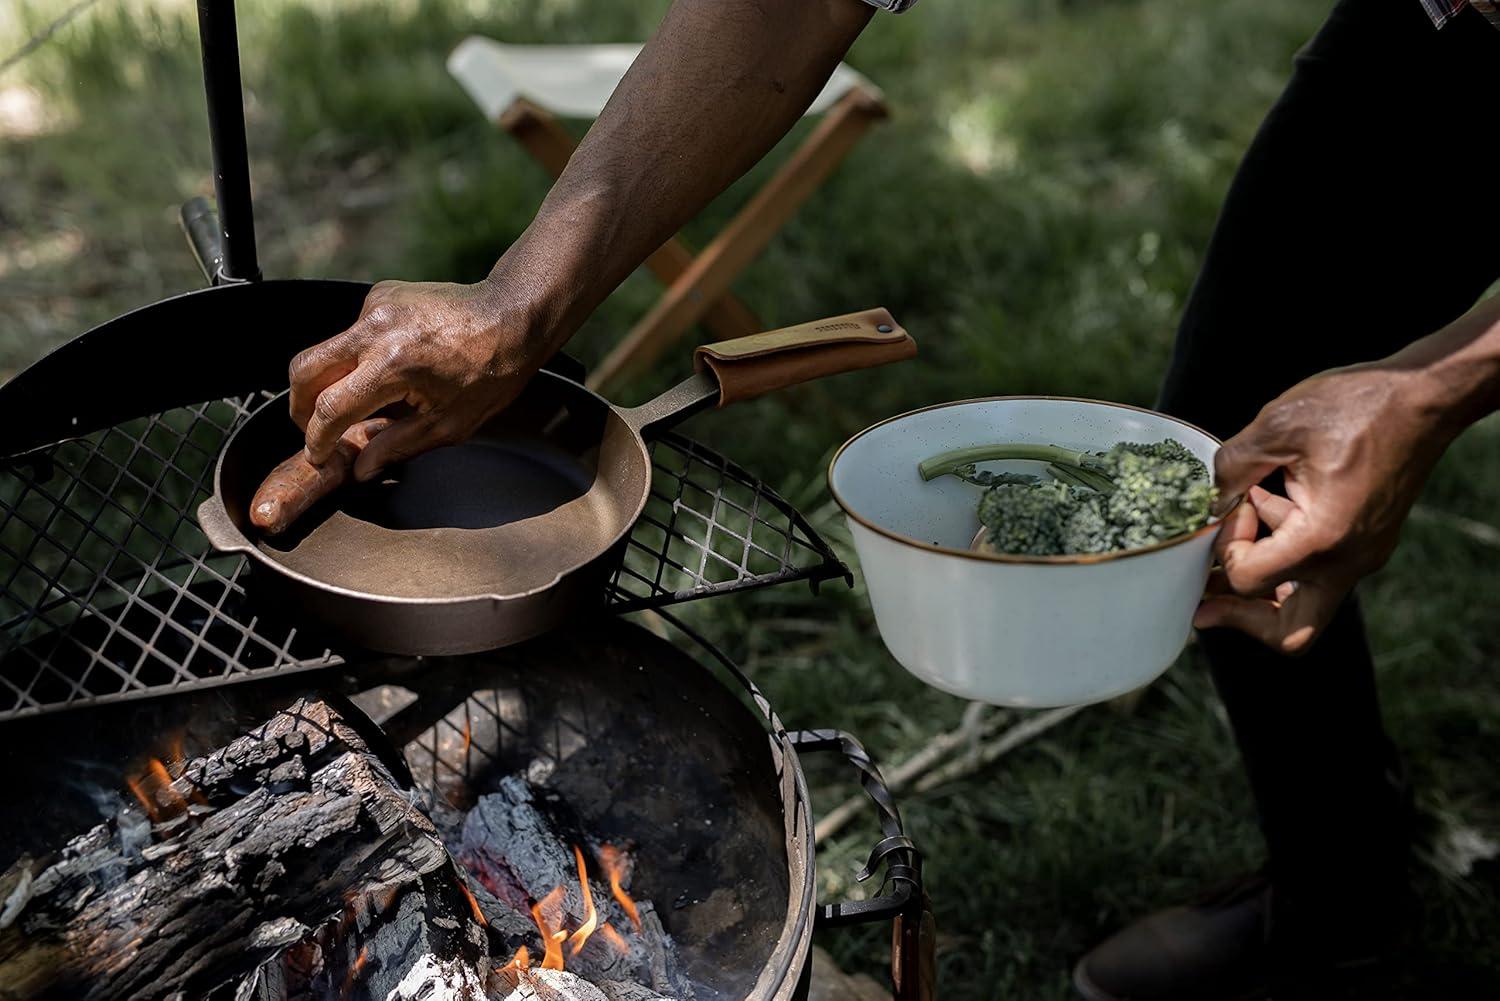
[[254, 0, 874, 534], [287, 277, 551, 482], [1194, 362, 1452, 653]]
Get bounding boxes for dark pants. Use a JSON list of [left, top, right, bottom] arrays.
[[1157, 0, 1500, 943]]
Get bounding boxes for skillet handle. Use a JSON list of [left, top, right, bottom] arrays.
[[618, 308, 916, 436], [694, 307, 914, 407], [196, 496, 253, 555]]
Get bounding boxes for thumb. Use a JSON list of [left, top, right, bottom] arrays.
[[1211, 425, 1281, 515]]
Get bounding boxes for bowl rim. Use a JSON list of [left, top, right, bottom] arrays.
[[827, 395, 1226, 566]]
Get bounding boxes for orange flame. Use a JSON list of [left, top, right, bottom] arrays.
[[506, 845, 639, 975], [598, 844, 641, 932], [529, 888, 567, 971], [167, 732, 186, 771], [127, 758, 189, 822], [147, 759, 188, 810], [125, 775, 160, 822], [567, 845, 599, 956], [458, 879, 488, 927], [341, 946, 369, 998], [462, 714, 472, 755]]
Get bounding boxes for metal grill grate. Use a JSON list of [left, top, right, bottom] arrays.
[[608, 434, 847, 610], [0, 397, 846, 721]]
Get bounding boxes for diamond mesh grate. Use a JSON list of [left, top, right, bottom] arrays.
[[607, 434, 846, 610], [0, 397, 846, 720]]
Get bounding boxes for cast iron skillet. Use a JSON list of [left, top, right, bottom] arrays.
[[196, 309, 913, 655]]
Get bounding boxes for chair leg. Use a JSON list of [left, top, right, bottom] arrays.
[[588, 86, 888, 392], [498, 98, 760, 345]]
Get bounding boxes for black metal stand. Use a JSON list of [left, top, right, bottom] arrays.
[[192, 0, 260, 283]]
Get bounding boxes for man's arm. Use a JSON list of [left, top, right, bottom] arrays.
[[287, 0, 875, 478], [1196, 292, 1500, 652]]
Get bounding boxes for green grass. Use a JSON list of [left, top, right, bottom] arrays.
[[5, 0, 1500, 997]]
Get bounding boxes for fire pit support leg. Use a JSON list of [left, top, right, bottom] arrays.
[[788, 729, 933, 1001]]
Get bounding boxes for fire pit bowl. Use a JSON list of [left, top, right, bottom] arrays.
[[829, 396, 1222, 708], [0, 617, 926, 1001]]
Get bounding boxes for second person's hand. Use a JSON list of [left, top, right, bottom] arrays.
[[288, 276, 554, 482], [1193, 361, 1453, 653]]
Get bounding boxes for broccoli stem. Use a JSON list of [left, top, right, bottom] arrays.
[[1048, 463, 1117, 494], [917, 444, 1107, 482]]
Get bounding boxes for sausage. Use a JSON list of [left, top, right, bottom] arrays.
[[249, 419, 390, 535]]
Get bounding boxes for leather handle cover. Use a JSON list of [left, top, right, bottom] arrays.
[[693, 308, 915, 407]]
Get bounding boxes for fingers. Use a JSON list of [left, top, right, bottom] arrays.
[[1211, 486, 1299, 583], [1217, 486, 1322, 594], [342, 417, 393, 452], [1220, 526, 1318, 596], [1247, 485, 1295, 529], [1194, 577, 1346, 655], [302, 362, 408, 464], [288, 337, 360, 432], [352, 413, 448, 482], [1212, 498, 1260, 564]]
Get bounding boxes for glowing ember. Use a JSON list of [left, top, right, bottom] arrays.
[[567, 845, 599, 956], [461, 714, 472, 755], [598, 844, 641, 932]]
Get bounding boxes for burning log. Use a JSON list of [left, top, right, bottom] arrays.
[[0, 699, 489, 1001], [456, 777, 692, 999]]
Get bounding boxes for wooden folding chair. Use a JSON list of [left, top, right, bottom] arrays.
[[447, 37, 888, 390]]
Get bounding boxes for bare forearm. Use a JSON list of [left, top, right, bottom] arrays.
[[487, 0, 873, 346], [1394, 293, 1500, 438]]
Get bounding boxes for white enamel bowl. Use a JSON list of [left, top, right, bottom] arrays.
[[828, 397, 1222, 708]]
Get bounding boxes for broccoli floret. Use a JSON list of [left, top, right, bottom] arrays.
[[1101, 445, 1216, 550], [1108, 439, 1209, 482], [1060, 495, 1116, 554], [977, 480, 1075, 556], [930, 436, 1218, 557]]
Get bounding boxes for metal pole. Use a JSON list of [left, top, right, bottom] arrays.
[[194, 0, 261, 283]]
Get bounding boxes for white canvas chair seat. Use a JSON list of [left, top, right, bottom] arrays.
[[447, 37, 881, 123], [448, 35, 887, 391]]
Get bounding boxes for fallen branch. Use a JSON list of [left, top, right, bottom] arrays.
[[1410, 504, 1500, 551], [913, 705, 1086, 794]]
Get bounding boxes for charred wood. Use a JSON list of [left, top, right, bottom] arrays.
[[0, 699, 488, 1001]]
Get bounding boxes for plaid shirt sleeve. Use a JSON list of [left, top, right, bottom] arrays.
[[1419, 0, 1500, 28]]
